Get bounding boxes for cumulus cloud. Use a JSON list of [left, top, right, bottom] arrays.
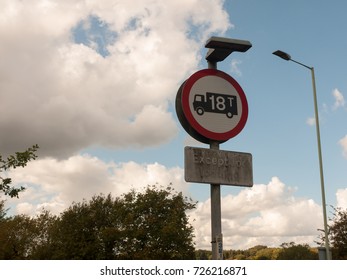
[[190, 177, 323, 249], [339, 135, 347, 158], [306, 88, 345, 126], [306, 117, 315, 126], [336, 188, 347, 209], [5, 154, 188, 216], [332, 88, 345, 110], [3, 158, 330, 250], [0, 0, 230, 158], [230, 59, 242, 77]]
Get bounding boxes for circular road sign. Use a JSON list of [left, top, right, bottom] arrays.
[[176, 69, 248, 144]]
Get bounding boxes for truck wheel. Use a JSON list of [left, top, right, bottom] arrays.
[[196, 107, 204, 116], [226, 112, 233, 118]]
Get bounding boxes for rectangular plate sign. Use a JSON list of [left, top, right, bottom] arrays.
[[184, 146, 253, 187]]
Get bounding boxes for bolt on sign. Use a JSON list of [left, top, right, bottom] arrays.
[[184, 146, 253, 187]]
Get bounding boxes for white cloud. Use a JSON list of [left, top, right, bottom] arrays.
[[15, 202, 35, 216], [306, 117, 315, 126], [230, 59, 242, 77], [339, 135, 347, 158], [2, 161, 333, 250], [0, 0, 231, 158], [336, 188, 347, 209], [5, 154, 188, 216], [190, 177, 323, 249], [332, 88, 345, 110]]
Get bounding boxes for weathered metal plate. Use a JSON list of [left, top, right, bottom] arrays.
[[184, 146, 253, 187]]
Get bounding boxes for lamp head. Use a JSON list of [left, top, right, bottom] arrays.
[[273, 50, 291, 61], [205, 37, 252, 62]]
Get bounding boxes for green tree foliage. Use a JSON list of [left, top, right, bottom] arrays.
[[223, 244, 318, 260], [0, 185, 196, 260], [118, 186, 196, 259], [318, 207, 347, 259], [277, 242, 318, 260], [0, 214, 36, 259], [0, 145, 39, 198], [0, 201, 56, 259], [195, 249, 211, 260], [329, 207, 347, 259], [254, 247, 281, 260], [43, 194, 119, 259], [229, 245, 281, 260], [0, 200, 7, 221]]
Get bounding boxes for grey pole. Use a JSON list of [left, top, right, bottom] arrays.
[[205, 37, 251, 260], [273, 50, 331, 259], [208, 60, 223, 260], [310, 67, 331, 260], [210, 142, 223, 260], [210, 140, 223, 260], [292, 64, 331, 260]]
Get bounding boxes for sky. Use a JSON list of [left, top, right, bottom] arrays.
[[1, 0, 347, 250]]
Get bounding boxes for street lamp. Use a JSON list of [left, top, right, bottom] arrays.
[[273, 50, 331, 260]]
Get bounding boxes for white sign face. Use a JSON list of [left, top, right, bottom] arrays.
[[188, 75, 243, 133], [181, 69, 248, 142]]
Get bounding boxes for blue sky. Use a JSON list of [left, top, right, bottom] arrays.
[[80, 0, 347, 205], [224, 0, 347, 205], [1, 0, 347, 249]]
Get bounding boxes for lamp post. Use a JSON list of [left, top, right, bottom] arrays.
[[273, 50, 331, 260]]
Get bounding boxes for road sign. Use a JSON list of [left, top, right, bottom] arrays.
[[184, 146, 253, 187], [176, 69, 248, 144]]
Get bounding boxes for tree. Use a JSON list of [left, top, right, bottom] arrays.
[[30, 185, 196, 260], [195, 249, 210, 260], [44, 194, 122, 260], [28, 211, 59, 260], [119, 185, 196, 259], [0, 200, 7, 221], [320, 207, 347, 259], [0, 207, 57, 260], [277, 242, 318, 260], [0, 214, 37, 259], [254, 247, 281, 260], [229, 245, 280, 260], [0, 145, 39, 198]]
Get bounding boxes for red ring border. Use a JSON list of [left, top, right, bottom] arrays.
[[181, 69, 248, 141]]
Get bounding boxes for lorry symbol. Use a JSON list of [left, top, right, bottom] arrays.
[[193, 92, 238, 118]]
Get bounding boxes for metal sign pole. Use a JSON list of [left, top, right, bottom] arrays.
[[208, 60, 223, 260], [210, 141, 223, 260], [177, 37, 252, 260]]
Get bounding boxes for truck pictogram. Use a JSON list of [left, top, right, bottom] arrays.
[[193, 92, 238, 118]]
